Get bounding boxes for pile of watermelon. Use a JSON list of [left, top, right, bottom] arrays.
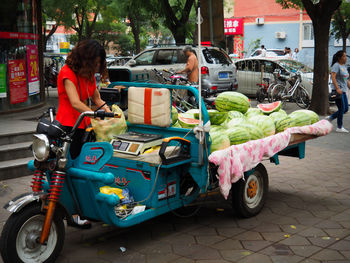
[[171, 92, 319, 153]]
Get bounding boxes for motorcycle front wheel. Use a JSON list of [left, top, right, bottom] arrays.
[[0, 203, 65, 263]]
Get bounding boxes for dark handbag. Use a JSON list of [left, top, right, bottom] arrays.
[[75, 73, 96, 143], [329, 89, 342, 101]]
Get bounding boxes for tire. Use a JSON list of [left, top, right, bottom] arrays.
[[295, 85, 310, 109], [271, 84, 287, 106], [231, 163, 269, 218], [267, 84, 275, 103], [0, 203, 65, 263]]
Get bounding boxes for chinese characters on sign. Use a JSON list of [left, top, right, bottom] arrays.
[[224, 18, 243, 35], [26, 45, 40, 95], [8, 59, 28, 104], [234, 35, 244, 59]]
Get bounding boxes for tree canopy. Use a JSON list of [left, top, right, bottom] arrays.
[[331, 1, 350, 51], [275, 0, 342, 115]]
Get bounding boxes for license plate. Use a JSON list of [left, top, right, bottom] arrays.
[[219, 72, 228, 79]]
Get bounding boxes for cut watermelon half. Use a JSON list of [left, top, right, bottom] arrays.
[[257, 101, 282, 114], [178, 114, 200, 129]]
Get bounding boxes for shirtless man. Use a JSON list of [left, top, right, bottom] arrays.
[[177, 46, 199, 83]]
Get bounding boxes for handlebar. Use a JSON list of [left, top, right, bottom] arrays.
[[71, 110, 121, 134]]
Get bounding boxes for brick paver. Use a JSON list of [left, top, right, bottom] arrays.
[[0, 112, 349, 262]]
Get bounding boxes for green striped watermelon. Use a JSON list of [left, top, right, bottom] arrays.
[[224, 117, 247, 129], [269, 111, 287, 123], [194, 110, 227, 125], [215, 92, 250, 114], [226, 126, 251, 145], [292, 110, 319, 124], [240, 123, 264, 140], [245, 108, 263, 118], [178, 114, 199, 129], [227, 110, 245, 120], [210, 132, 231, 152], [275, 116, 292, 133], [257, 101, 282, 114], [211, 125, 226, 133], [248, 115, 276, 137], [278, 109, 288, 116], [172, 106, 178, 125], [289, 111, 312, 127], [172, 121, 181, 128]]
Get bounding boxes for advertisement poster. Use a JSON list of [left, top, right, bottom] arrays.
[[8, 59, 28, 104], [26, 45, 40, 95], [0, 64, 6, 98], [224, 18, 244, 35], [234, 35, 244, 59]]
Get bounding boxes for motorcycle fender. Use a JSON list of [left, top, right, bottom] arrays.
[[4, 192, 47, 213]]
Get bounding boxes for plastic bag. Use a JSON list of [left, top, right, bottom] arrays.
[[91, 104, 127, 142]]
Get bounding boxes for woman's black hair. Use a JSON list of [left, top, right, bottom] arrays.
[[331, 50, 346, 67], [66, 39, 107, 81]]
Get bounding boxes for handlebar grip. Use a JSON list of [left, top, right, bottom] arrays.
[[94, 110, 121, 119]]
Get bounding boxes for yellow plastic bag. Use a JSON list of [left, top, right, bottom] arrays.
[[100, 186, 124, 199], [91, 104, 127, 142]]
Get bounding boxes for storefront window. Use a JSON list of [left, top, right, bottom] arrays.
[[0, 0, 42, 112]]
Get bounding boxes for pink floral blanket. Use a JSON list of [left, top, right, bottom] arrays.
[[208, 120, 333, 199]]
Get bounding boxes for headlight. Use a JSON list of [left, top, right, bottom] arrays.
[[32, 134, 50, 161]]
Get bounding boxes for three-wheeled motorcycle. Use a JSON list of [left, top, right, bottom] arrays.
[[0, 82, 306, 263]]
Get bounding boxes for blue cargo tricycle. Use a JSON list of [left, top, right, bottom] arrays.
[[0, 83, 306, 263]]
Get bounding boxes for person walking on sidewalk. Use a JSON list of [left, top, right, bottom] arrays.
[[327, 50, 350, 133]]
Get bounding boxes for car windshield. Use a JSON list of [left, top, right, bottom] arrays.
[[278, 59, 313, 73], [134, 50, 156, 65], [203, 48, 231, 64]]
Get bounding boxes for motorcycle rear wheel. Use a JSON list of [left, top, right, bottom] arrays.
[[0, 203, 65, 263]]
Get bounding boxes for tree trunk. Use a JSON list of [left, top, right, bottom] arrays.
[[173, 28, 186, 44], [342, 35, 347, 51], [129, 14, 141, 54], [309, 19, 330, 115]]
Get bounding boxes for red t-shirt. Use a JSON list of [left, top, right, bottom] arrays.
[[56, 65, 96, 129]]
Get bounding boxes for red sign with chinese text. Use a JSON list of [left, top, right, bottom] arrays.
[[8, 59, 28, 104], [26, 45, 40, 95], [224, 18, 244, 35], [234, 35, 244, 59]]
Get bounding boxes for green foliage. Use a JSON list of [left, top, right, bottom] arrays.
[[331, 1, 350, 49], [275, 0, 303, 9]]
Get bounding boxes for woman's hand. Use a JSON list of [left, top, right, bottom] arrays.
[[336, 88, 343, 95]]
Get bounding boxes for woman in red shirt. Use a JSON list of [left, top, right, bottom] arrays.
[[57, 39, 111, 159]]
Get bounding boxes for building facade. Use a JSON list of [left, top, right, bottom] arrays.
[[0, 0, 44, 113], [228, 0, 350, 67]]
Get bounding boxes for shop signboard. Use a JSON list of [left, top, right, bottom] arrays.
[[0, 64, 6, 98], [8, 59, 28, 104], [26, 45, 40, 95], [224, 18, 244, 35]]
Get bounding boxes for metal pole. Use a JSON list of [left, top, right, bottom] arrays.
[[198, 0, 203, 165]]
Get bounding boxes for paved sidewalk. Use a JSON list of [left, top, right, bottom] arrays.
[[0, 98, 349, 262]]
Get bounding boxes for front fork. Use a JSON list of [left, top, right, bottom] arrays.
[[32, 169, 66, 244]]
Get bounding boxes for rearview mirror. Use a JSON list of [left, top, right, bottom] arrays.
[[128, 59, 136, 67]]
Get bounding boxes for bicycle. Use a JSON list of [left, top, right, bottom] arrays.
[[270, 72, 310, 109]]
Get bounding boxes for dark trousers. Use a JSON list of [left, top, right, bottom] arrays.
[[330, 93, 349, 128]]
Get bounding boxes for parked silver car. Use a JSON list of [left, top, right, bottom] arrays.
[[108, 45, 238, 92], [234, 57, 313, 97]]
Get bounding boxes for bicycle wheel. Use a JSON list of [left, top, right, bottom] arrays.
[[267, 83, 275, 103], [271, 84, 287, 105], [295, 85, 310, 109]]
